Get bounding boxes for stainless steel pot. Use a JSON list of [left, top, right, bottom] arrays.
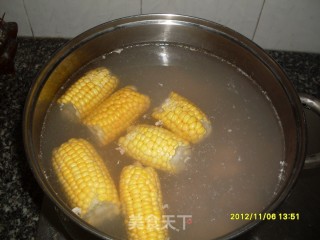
[[23, 14, 320, 239]]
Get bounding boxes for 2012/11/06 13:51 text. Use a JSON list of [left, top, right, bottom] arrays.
[[230, 213, 300, 221]]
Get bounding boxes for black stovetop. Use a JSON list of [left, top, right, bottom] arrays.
[[0, 37, 319, 240]]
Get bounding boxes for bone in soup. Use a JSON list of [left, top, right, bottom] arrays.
[[40, 43, 285, 240]]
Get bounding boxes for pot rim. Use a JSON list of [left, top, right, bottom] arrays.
[[22, 13, 307, 240]]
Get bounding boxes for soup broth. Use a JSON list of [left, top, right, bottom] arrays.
[[40, 43, 285, 240]]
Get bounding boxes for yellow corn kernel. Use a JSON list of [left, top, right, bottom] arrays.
[[83, 86, 150, 146], [120, 164, 168, 240], [118, 124, 191, 173], [57, 67, 118, 119], [52, 138, 120, 225], [152, 92, 211, 143]]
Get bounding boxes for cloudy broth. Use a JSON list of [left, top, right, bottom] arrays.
[[40, 43, 285, 239]]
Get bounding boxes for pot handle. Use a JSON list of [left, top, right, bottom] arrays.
[[299, 93, 320, 169]]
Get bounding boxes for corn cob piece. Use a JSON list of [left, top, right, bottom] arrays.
[[83, 86, 150, 146], [120, 164, 168, 240], [118, 124, 191, 173], [152, 92, 211, 143], [52, 138, 120, 225], [57, 67, 118, 119]]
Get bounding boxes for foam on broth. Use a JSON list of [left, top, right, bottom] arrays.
[[40, 43, 285, 239]]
